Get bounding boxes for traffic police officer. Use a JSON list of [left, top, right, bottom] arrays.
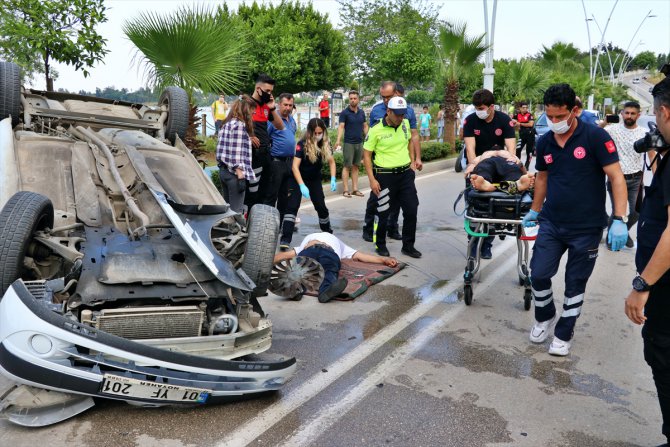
[[363, 97, 421, 258], [523, 83, 628, 357], [624, 71, 670, 447]]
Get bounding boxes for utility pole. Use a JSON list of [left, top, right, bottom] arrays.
[[482, 0, 498, 92]]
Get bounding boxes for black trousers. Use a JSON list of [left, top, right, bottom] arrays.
[[374, 169, 418, 248], [281, 176, 332, 245], [245, 148, 271, 211], [643, 285, 670, 443], [364, 193, 400, 235], [516, 131, 535, 165], [263, 156, 293, 218]]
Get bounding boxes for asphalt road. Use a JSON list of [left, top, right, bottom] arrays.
[[0, 160, 663, 447]]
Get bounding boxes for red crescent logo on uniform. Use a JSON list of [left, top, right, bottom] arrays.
[[474, 129, 480, 136], [264, 109, 269, 118], [295, 144, 301, 152], [463, 118, 467, 126], [574, 147, 586, 159], [509, 120, 515, 127], [495, 128, 502, 136], [605, 140, 617, 153], [544, 154, 553, 164]]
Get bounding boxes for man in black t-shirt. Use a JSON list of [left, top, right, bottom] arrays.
[[462, 89, 516, 259], [513, 101, 536, 169], [463, 89, 516, 164], [624, 73, 670, 446]]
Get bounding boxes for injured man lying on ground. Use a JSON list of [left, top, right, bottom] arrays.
[[272, 232, 398, 303], [465, 149, 535, 194]]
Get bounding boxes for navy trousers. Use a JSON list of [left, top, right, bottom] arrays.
[[529, 218, 602, 341], [300, 246, 340, 294]]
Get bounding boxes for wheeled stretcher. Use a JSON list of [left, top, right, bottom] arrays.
[[462, 189, 536, 309]]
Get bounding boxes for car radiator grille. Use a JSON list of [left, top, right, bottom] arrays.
[[86, 306, 205, 340]]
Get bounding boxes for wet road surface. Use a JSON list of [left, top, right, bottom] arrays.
[[0, 164, 662, 446]]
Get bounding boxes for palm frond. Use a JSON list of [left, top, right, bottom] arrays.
[[123, 5, 249, 99]]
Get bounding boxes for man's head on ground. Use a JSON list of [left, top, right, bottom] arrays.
[[543, 84, 578, 135], [348, 90, 359, 108], [379, 81, 396, 105], [652, 76, 670, 146], [518, 100, 529, 114], [472, 89, 495, 120], [254, 74, 275, 104], [621, 101, 641, 128], [385, 97, 407, 126], [277, 93, 294, 118]]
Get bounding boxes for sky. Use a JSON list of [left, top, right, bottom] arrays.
[[43, 0, 670, 92]]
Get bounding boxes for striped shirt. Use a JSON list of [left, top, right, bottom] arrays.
[[216, 118, 256, 181]]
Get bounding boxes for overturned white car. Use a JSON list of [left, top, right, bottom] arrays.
[[0, 61, 295, 426]]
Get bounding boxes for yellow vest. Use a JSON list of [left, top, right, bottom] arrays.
[[363, 118, 411, 168]]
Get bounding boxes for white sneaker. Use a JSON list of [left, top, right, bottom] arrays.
[[548, 337, 571, 356], [529, 313, 558, 343]]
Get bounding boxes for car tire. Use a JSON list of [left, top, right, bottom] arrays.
[[242, 204, 280, 296], [0, 61, 21, 128], [0, 191, 54, 295], [159, 86, 189, 144]]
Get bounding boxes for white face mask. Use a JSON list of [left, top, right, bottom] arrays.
[[315, 134, 323, 142], [549, 112, 573, 135], [475, 108, 490, 120]]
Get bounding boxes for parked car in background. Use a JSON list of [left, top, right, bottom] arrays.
[[0, 61, 295, 426], [534, 112, 550, 138], [633, 77, 641, 84]]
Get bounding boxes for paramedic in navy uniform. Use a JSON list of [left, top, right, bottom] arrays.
[[523, 83, 628, 356]]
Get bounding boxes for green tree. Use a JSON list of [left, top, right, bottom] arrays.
[[338, 0, 439, 89], [629, 51, 657, 71], [124, 5, 249, 149], [0, 0, 108, 91], [495, 59, 548, 105], [235, 1, 349, 93], [435, 21, 487, 147]]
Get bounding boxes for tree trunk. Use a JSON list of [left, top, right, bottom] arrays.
[[44, 52, 53, 92], [443, 79, 460, 148], [184, 104, 204, 156]]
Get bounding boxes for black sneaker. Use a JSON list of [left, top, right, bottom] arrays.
[[318, 278, 348, 303], [362, 231, 374, 242], [401, 246, 422, 258], [376, 244, 390, 257], [388, 230, 402, 240], [481, 245, 493, 259]]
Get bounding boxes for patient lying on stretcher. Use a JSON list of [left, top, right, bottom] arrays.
[[465, 149, 535, 195]]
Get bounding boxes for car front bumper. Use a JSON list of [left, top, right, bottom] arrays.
[[0, 280, 296, 407]]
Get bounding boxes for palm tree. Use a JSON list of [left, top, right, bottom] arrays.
[[123, 6, 248, 150], [435, 22, 488, 147], [506, 60, 549, 105]]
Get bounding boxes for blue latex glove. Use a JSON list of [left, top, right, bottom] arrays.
[[299, 183, 310, 199], [608, 219, 628, 251], [522, 209, 539, 227], [330, 176, 337, 192]]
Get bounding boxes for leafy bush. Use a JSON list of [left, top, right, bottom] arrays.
[[210, 168, 222, 191]]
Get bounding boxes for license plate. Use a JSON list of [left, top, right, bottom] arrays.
[[101, 375, 210, 403]]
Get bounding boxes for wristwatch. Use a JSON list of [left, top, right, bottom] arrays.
[[269, 107, 277, 112], [632, 275, 651, 292], [612, 215, 628, 223]]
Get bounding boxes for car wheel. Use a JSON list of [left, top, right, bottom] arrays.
[[242, 204, 280, 297], [159, 86, 189, 144], [0, 61, 21, 128], [0, 191, 54, 295]]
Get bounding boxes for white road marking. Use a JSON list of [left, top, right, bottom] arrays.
[[279, 256, 518, 447], [216, 251, 518, 447]]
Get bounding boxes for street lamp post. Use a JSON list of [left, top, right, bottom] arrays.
[[591, 0, 619, 83], [581, 0, 593, 83], [616, 10, 656, 84], [482, 0, 498, 92]]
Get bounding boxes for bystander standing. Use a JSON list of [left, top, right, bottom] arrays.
[[335, 90, 368, 198]]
